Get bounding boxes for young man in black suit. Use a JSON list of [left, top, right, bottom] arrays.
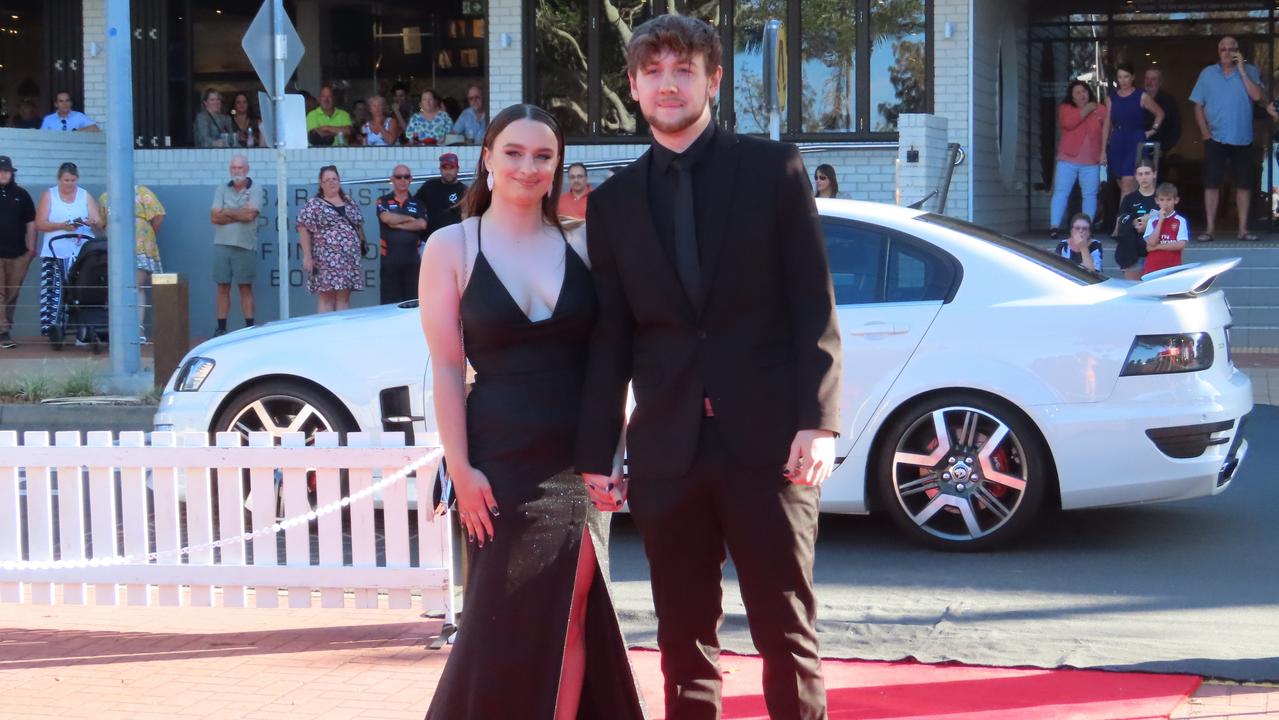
[[576, 14, 842, 720]]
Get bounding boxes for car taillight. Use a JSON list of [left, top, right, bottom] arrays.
[[1120, 333, 1214, 376]]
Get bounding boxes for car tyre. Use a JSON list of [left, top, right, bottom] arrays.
[[875, 392, 1050, 551], [213, 380, 355, 443]]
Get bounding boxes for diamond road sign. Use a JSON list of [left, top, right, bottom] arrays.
[[242, 0, 305, 91]]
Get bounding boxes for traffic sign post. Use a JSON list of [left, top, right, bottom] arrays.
[[242, 0, 304, 320]]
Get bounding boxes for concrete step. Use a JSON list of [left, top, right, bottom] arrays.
[[1225, 306, 1279, 327], [1183, 246, 1279, 268], [1220, 286, 1279, 307], [1229, 326, 1279, 350]]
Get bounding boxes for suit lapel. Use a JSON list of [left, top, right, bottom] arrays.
[[695, 129, 740, 317], [619, 151, 698, 320]]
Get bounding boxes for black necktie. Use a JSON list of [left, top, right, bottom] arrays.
[[671, 156, 700, 305]]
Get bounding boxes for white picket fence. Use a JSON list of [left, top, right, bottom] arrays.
[[0, 430, 452, 616]]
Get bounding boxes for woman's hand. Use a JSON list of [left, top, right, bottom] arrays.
[[452, 463, 499, 545], [1082, 101, 1097, 115], [582, 465, 627, 512], [1145, 129, 1157, 138], [302, 256, 314, 273]]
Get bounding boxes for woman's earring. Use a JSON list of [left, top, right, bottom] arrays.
[[486, 172, 495, 192]]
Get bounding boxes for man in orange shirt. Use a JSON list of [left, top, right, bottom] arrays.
[[557, 162, 590, 221]]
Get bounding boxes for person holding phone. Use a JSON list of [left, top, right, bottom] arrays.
[[33, 162, 98, 342], [1189, 36, 1266, 241]]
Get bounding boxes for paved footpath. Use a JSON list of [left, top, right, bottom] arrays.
[[0, 592, 1275, 719]]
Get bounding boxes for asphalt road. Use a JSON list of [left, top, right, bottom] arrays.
[[608, 404, 1279, 683]]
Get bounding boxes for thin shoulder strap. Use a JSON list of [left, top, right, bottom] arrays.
[[476, 214, 484, 252]]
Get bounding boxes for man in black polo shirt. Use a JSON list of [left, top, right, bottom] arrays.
[[0, 156, 36, 349], [414, 153, 467, 239], [376, 164, 427, 304]]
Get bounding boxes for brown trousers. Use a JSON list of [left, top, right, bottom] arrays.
[[0, 253, 33, 335]]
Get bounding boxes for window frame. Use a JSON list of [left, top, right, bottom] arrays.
[[822, 217, 961, 306], [523, 0, 933, 143]]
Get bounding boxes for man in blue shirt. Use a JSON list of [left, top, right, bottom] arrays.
[[1189, 36, 1266, 241], [451, 86, 488, 144]]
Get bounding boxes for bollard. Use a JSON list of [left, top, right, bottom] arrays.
[[152, 273, 190, 390]]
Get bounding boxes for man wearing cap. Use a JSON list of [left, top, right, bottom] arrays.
[[0, 156, 36, 348], [376, 164, 427, 304], [415, 153, 468, 239]]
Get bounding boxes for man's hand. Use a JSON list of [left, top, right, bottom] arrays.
[[785, 429, 836, 487]]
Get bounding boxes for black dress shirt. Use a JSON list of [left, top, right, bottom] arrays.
[[647, 120, 717, 266]]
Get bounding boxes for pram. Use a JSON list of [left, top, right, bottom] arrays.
[[46, 232, 109, 352]]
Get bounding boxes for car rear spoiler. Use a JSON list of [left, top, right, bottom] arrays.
[[1124, 258, 1241, 298]]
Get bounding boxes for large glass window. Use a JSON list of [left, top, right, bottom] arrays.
[[801, 1, 856, 132], [734, 0, 787, 135], [532, 0, 590, 136], [870, 0, 928, 132], [599, 0, 652, 136], [524, 0, 931, 141]]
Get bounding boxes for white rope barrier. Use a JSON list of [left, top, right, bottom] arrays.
[[0, 446, 444, 572]]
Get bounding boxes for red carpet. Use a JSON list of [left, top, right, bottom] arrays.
[[628, 650, 1200, 719]]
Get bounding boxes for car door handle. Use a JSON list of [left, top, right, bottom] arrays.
[[848, 321, 908, 336]]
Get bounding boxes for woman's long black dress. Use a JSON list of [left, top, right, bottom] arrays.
[[425, 219, 646, 720]]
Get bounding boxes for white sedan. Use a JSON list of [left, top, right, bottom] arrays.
[[155, 200, 1253, 550]]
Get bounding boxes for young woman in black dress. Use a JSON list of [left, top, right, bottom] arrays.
[[417, 104, 646, 720]]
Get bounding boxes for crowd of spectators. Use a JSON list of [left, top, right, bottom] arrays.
[[194, 81, 488, 149]]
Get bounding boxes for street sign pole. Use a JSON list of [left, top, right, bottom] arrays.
[[105, 0, 141, 377], [271, 0, 290, 319]]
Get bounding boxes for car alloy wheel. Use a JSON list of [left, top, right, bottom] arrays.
[[222, 393, 337, 443], [877, 394, 1049, 550]]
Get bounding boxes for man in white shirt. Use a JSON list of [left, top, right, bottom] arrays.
[[39, 92, 99, 132]]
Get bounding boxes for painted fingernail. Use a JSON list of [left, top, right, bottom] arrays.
[[489, 506, 500, 516]]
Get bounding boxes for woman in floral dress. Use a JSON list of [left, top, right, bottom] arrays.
[[99, 185, 164, 337], [297, 165, 366, 312], [405, 89, 453, 145]]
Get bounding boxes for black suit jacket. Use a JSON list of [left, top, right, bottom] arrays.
[[575, 129, 842, 481]]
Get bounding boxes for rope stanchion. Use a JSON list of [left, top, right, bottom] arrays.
[[0, 446, 444, 572]]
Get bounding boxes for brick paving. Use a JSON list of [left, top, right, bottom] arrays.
[[0, 589, 1275, 719]]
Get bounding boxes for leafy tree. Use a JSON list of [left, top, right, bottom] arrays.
[[877, 38, 926, 130]]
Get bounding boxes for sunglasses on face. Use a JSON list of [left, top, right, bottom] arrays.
[[393, 174, 412, 180], [815, 175, 827, 181]]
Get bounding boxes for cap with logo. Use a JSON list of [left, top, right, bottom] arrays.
[[439, 153, 459, 168]]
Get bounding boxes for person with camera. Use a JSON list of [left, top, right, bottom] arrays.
[[1189, 36, 1266, 241]]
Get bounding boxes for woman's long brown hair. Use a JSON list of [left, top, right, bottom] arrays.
[[459, 103, 566, 227]]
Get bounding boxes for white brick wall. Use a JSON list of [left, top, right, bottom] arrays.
[[82, 0, 108, 126], [932, 0, 971, 221], [0, 128, 108, 190], [487, 0, 523, 115]]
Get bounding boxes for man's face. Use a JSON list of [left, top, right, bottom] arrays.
[[1156, 193, 1178, 215], [229, 158, 249, 180], [55, 93, 72, 115], [1218, 37, 1240, 66], [467, 88, 484, 113], [629, 50, 722, 135], [567, 167, 588, 194], [394, 88, 407, 105], [1144, 70, 1162, 95], [391, 165, 412, 192], [440, 164, 458, 183], [1135, 165, 1156, 188], [319, 88, 334, 112]]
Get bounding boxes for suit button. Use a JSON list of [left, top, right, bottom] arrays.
[[696, 330, 707, 340]]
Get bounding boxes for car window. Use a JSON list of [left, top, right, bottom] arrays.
[[822, 221, 887, 305], [914, 212, 1106, 284], [886, 240, 953, 302]]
